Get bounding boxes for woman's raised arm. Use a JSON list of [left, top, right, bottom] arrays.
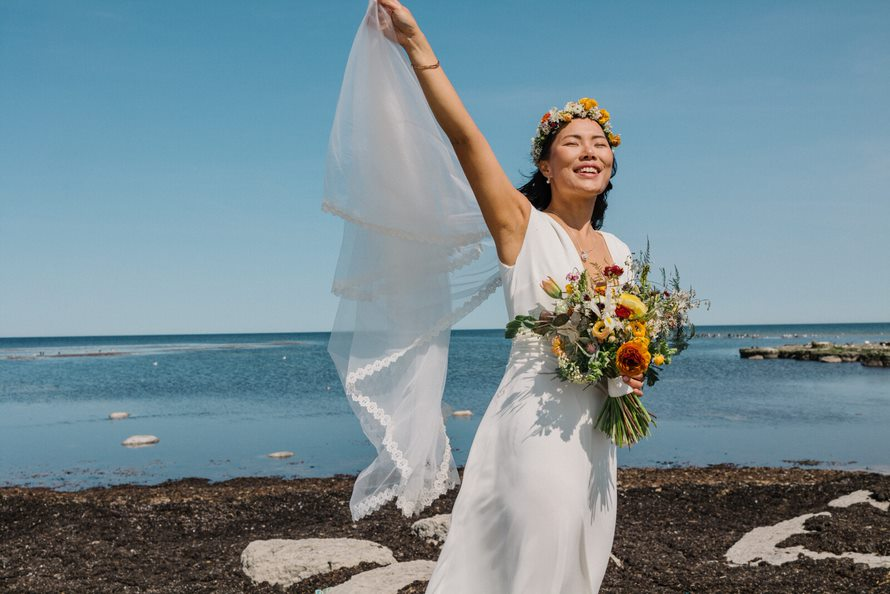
[[377, 0, 529, 265]]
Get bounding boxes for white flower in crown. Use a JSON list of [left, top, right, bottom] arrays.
[[531, 97, 621, 162]]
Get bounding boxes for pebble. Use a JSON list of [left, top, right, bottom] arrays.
[[108, 412, 129, 420], [267, 451, 294, 459], [122, 435, 160, 447]]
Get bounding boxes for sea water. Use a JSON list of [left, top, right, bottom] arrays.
[[1, 323, 888, 489]]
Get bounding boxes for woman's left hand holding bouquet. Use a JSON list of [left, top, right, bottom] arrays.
[[621, 374, 645, 397]]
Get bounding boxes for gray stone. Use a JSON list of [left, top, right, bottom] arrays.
[[411, 514, 451, 545], [327, 560, 437, 594], [241, 538, 396, 587], [819, 355, 843, 363], [121, 435, 159, 447]]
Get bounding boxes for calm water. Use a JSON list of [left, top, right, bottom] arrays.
[[1, 323, 888, 489]]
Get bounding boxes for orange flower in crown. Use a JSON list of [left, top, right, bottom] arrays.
[[531, 97, 620, 162]]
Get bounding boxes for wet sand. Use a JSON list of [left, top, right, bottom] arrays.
[[1, 465, 887, 593]]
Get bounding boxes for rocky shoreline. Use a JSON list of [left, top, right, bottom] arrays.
[[1, 465, 888, 593], [740, 340, 890, 367]]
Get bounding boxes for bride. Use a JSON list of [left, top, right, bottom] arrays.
[[326, 1, 644, 591]]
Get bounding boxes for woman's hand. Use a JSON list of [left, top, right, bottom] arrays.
[[377, 0, 422, 50], [622, 373, 645, 397]]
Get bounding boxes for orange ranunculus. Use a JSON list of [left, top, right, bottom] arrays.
[[615, 340, 651, 376], [629, 321, 647, 338], [653, 353, 665, 366], [611, 134, 621, 147], [551, 336, 565, 357], [540, 113, 550, 124], [594, 284, 606, 295]]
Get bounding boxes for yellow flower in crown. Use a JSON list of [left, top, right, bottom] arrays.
[[531, 97, 621, 162]]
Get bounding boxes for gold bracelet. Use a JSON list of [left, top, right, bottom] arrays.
[[411, 59, 440, 71]]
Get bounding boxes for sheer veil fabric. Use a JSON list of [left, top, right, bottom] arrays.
[[323, 1, 501, 521]]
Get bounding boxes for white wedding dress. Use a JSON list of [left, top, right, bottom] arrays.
[[425, 206, 632, 594]]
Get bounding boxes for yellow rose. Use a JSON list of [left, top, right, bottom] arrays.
[[618, 293, 648, 318], [565, 284, 574, 294], [591, 320, 610, 341], [597, 109, 610, 124], [579, 97, 598, 110], [653, 354, 665, 366]]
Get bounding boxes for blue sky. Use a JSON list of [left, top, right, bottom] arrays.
[[1, 0, 888, 337]]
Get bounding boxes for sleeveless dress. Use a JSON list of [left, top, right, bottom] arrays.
[[425, 206, 633, 594]]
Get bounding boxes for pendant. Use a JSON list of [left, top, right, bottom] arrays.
[[581, 251, 589, 262]]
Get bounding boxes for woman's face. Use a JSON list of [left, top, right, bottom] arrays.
[[539, 118, 614, 198]]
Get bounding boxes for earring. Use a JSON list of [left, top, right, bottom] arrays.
[[545, 177, 551, 184]]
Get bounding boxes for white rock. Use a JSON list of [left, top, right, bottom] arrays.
[[726, 505, 890, 568], [452, 410, 473, 417], [241, 538, 396, 587], [327, 560, 437, 594], [747, 355, 764, 361], [828, 489, 890, 512], [819, 355, 843, 363], [121, 435, 159, 447], [726, 512, 830, 566], [411, 514, 451, 546], [267, 451, 294, 459], [108, 412, 129, 420]]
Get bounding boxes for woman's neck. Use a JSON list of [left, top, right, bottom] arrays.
[[543, 194, 596, 231]]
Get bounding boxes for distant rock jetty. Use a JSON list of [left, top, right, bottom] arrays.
[[740, 341, 890, 367]]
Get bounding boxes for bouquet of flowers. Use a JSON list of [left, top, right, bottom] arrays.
[[504, 246, 704, 447]]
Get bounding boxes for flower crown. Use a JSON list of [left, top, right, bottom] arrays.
[[531, 97, 621, 162]]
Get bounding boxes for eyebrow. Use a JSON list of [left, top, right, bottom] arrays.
[[561, 133, 608, 140]]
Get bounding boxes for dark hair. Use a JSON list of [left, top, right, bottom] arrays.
[[517, 132, 618, 231]]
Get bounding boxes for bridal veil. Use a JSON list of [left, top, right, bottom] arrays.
[[323, 1, 501, 521]]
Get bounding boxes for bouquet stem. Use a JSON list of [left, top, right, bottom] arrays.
[[595, 392, 656, 447]]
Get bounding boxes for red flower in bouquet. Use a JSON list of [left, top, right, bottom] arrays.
[[614, 305, 633, 319]]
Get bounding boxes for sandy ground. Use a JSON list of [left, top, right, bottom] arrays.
[[1, 465, 888, 593]]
